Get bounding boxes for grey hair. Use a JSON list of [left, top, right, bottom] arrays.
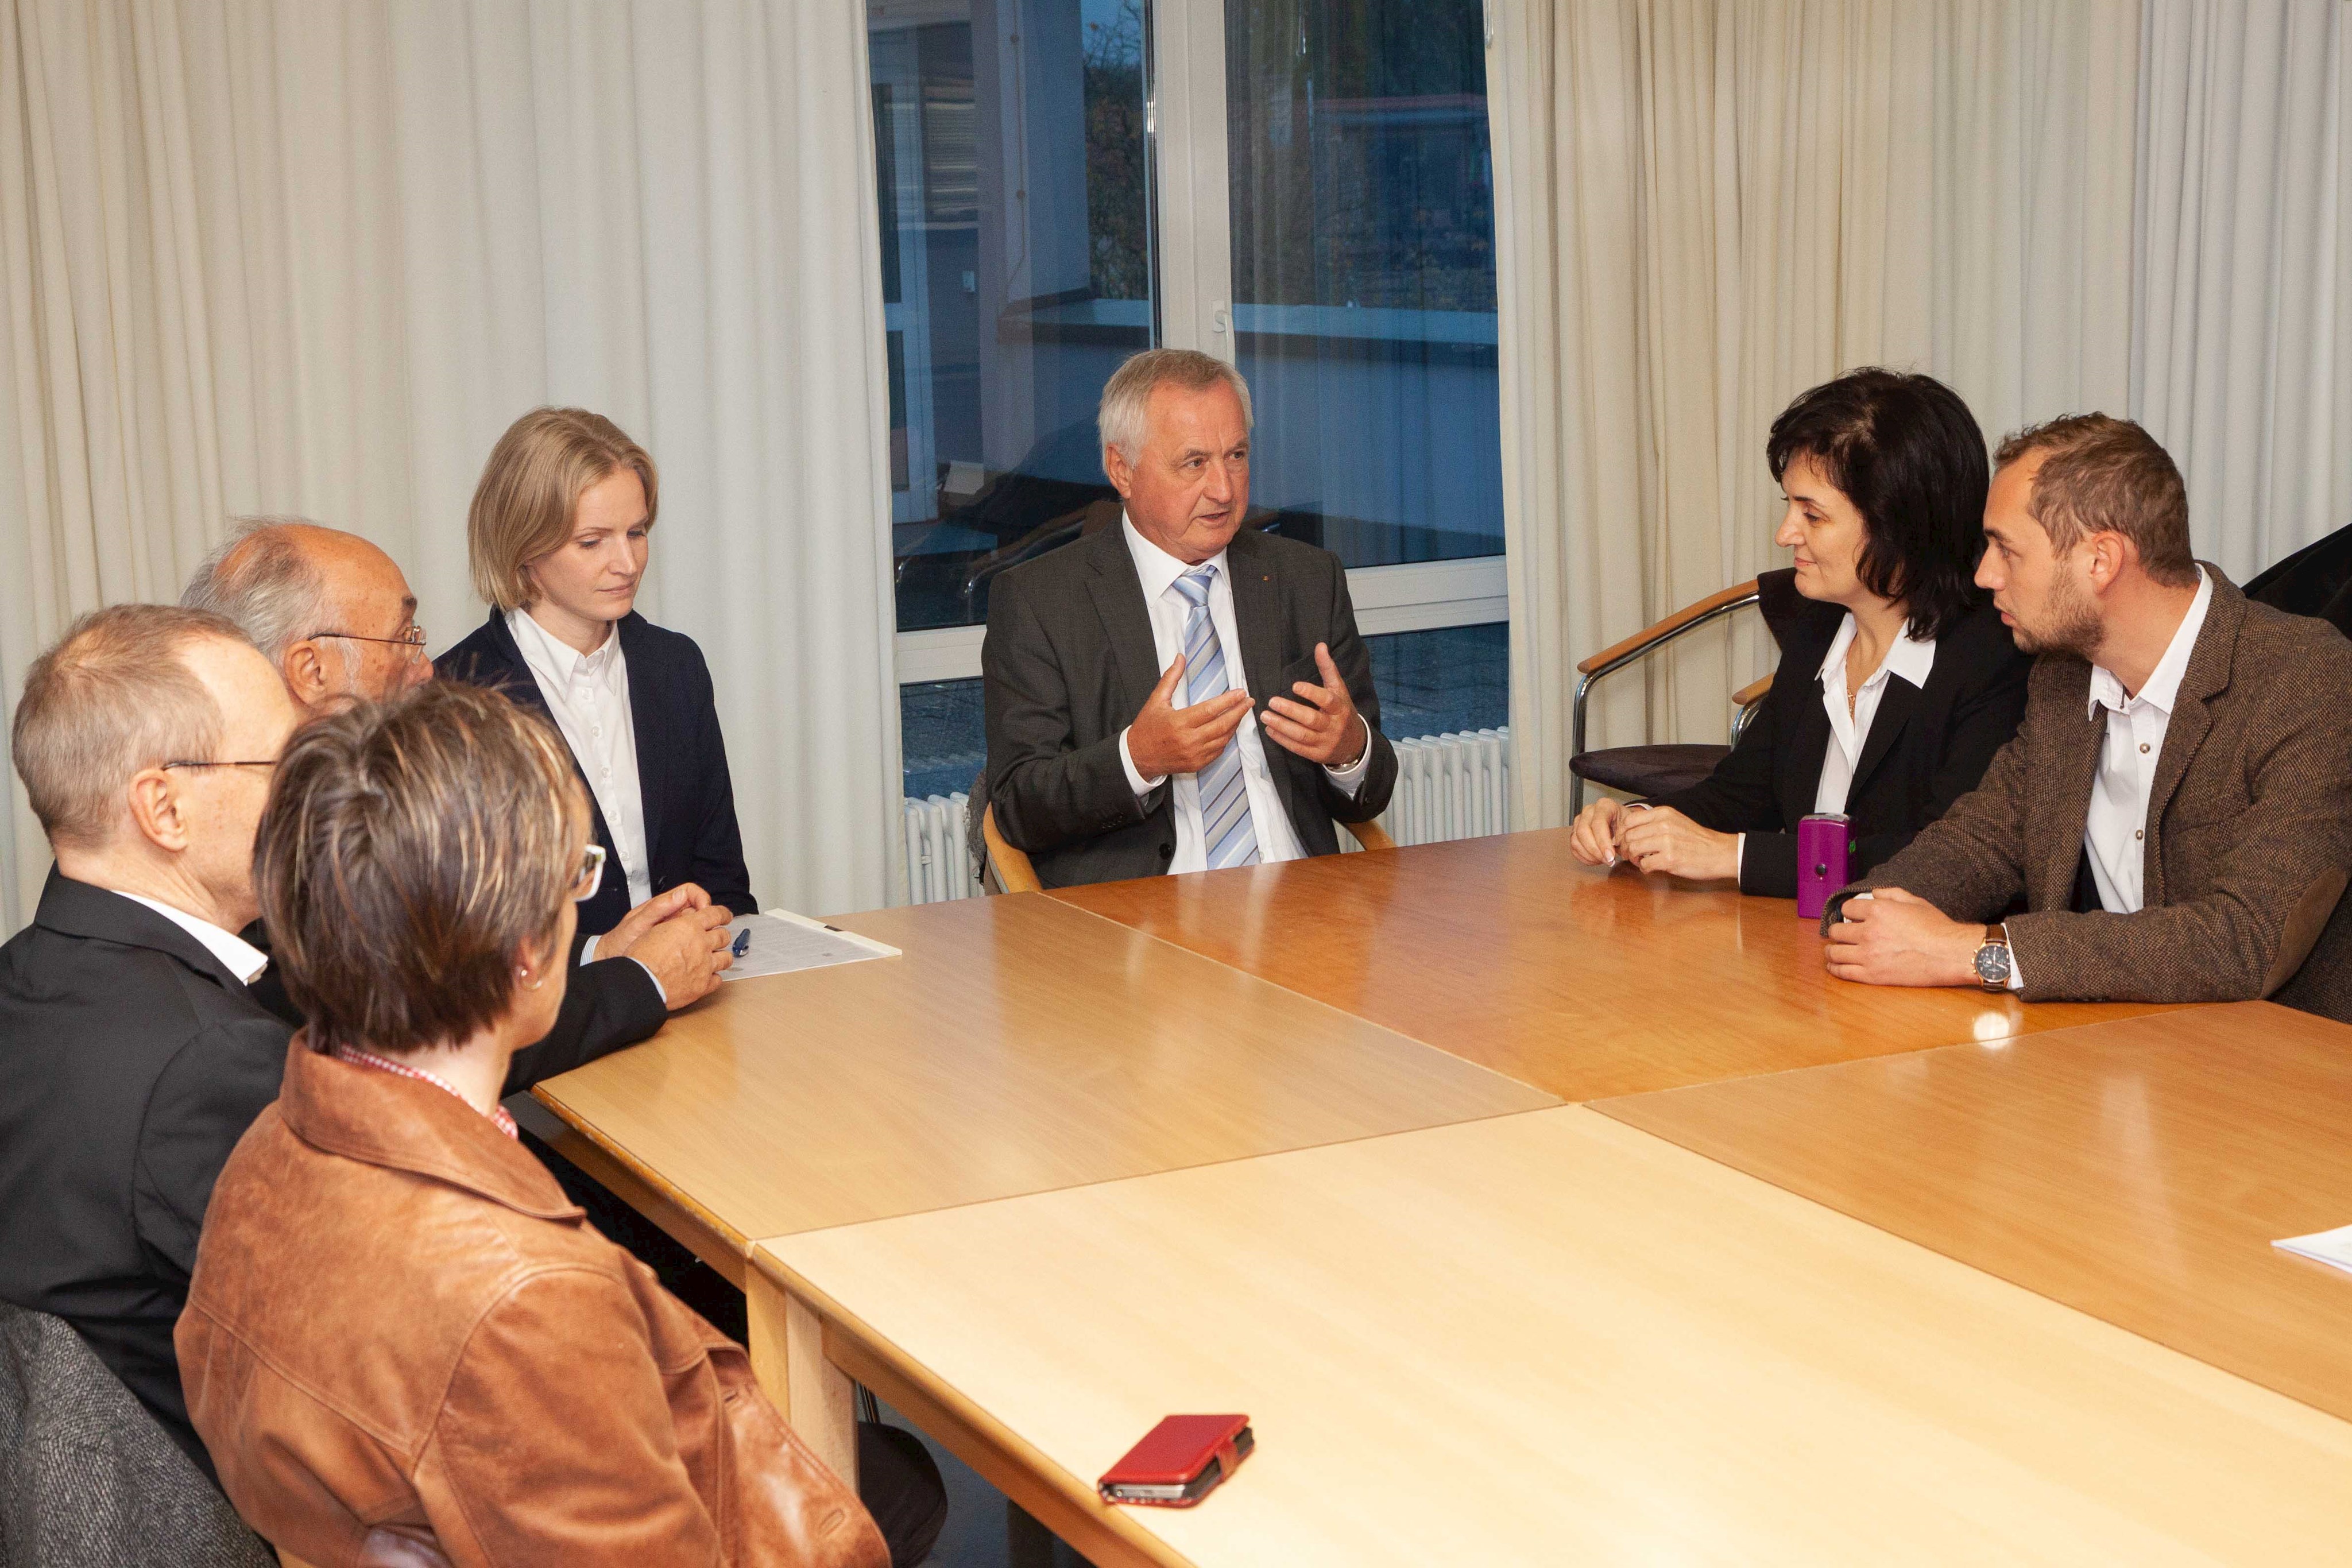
[[181, 516, 334, 664], [1097, 348, 1254, 467], [11, 605, 240, 850]]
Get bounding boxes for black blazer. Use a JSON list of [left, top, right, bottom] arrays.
[[0, 873, 664, 1481], [437, 611, 756, 936], [984, 522, 1398, 888], [1649, 570, 2032, 898]]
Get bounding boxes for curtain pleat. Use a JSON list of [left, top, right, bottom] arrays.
[[0, 0, 903, 932], [2133, 0, 2352, 582], [1490, 0, 2139, 827]]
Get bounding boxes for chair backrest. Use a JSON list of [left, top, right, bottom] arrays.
[[981, 804, 1043, 894], [0, 1301, 275, 1568]]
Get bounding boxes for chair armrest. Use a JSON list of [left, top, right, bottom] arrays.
[[1344, 819, 1396, 853], [981, 804, 1043, 894], [1575, 580, 1762, 676], [1732, 673, 1773, 708]]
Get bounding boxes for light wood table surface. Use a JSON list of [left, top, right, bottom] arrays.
[[529, 892, 1553, 1479], [1051, 830, 2184, 1099], [760, 1105, 2352, 1567], [1597, 1000, 2352, 1427]]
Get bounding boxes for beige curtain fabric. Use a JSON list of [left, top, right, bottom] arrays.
[[1490, 0, 2138, 828], [0, 0, 903, 932], [2135, 0, 2352, 580]]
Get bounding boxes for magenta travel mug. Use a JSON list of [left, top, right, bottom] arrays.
[[1796, 813, 1852, 920]]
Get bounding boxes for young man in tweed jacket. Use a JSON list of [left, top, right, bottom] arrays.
[[1824, 415, 2352, 1022]]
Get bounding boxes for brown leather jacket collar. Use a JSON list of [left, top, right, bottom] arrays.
[[277, 1032, 579, 1221]]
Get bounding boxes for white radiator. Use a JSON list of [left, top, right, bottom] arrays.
[[1370, 726, 1514, 850], [903, 792, 977, 904], [901, 725, 1513, 904]]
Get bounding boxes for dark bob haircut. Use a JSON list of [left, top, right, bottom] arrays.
[[1766, 367, 1990, 641]]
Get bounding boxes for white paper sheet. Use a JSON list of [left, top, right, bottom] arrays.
[[718, 910, 899, 982], [2272, 1224, 2352, 1277]]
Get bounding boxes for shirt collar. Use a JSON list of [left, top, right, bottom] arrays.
[[2087, 565, 2212, 718], [105, 891, 269, 985], [1816, 611, 1938, 694], [1123, 514, 1229, 603], [506, 605, 622, 686]]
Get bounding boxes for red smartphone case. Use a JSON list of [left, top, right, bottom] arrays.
[[1097, 1414, 1253, 1508]]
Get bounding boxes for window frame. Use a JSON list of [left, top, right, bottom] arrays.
[[884, 0, 1508, 683]]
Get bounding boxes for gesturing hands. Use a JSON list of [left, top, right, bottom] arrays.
[[1127, 653, 1253, 780], [1261, 643, 1367, 768], [600, 883, 736, 1010]]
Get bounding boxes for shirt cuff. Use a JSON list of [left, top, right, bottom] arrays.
[[625, 955, 666, 1006], [579, 933, 601, 963], [1119, 726, 1165, 796], [1735, 833, 1746, 877], [1321, 715, 1374, 793], [2007, 950, 2025, 992]]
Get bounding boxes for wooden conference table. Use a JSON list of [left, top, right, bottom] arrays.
[[535, 832, 2350, 1561]]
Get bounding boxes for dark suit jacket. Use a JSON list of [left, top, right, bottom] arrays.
[[1650, 572, 2032, 898], [983, 523, 1399, 888], [1839, 568, 2352, 1019], [437, 611, 755, 937], [0, 873, 664, 1481]]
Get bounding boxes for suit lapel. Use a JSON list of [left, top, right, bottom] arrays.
[[1847, 675, 1922, 801], [1085, 523, 1163, 719], [616, 614, 668, 874], [1225, 529, 1305, 831], [2032, 664, 2105, 912], [2140, 577, 2239, 905]]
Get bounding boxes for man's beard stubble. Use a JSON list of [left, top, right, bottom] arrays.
[[2011, 567, 2103, 660]]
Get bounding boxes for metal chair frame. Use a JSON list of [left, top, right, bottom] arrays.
[[1569, 583, 1765, 815]]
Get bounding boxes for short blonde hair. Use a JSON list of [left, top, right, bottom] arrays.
[[257, 681, 581, 1054], [11, 605, 244, 851], [1098, 349, 1254, 466], [467, 408, 660, 611]]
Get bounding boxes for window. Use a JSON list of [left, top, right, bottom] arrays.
[[873, 0, 1507, 796]]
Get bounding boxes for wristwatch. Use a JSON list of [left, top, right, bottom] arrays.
[[1972, 923, 2013, 992]]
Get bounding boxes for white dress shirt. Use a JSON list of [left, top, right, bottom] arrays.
[[1735, 612, 1936, 874], [109, 891, 269, 985], [2083, 566, 2212, 915], [1814, 613, 1938, 814], [1113, 518, 1372, 874], [508, 607, 652, 908]]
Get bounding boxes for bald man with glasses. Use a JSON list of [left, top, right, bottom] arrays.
[[183, 518, 735, 1029]]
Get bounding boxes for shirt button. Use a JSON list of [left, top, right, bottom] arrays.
[[2134, 829, 2144, 839], [2139, 742, 2149, 753]]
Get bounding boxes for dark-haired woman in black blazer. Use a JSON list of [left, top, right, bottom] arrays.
[[1569, 368, 2032, 897]]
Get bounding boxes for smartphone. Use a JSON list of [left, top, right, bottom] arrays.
[[1097, 1414, 1255, 1508]]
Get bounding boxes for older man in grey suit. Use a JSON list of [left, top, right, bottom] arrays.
[[982, 349, 1398, 888], [1824, 415, 2352, 1020]]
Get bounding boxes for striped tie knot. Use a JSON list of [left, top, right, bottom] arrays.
[[1173, 564, 1217, 607]]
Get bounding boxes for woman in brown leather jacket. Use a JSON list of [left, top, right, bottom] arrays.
[[176, 682, 886, 1568]]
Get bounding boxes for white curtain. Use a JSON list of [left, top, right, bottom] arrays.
[[1489, 0, 2139, 829], [0, 0, 904, 934], [2134, 0, 2352, 580]]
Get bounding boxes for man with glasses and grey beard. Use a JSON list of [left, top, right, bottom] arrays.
[[182, 517, 736, 1031]]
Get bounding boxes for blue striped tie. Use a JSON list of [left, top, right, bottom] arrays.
[[1171, 567, 1260, 869]]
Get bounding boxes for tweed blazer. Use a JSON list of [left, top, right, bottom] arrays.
[[1839, 568, 2352, 1019]]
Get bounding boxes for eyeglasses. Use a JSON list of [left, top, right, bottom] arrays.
[[312, 625, 429, 661], [571, 843, 607, 903], [159, 759, 278, 773]]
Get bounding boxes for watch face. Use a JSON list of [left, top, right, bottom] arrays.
[[1974, 943, 2010, 985]]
